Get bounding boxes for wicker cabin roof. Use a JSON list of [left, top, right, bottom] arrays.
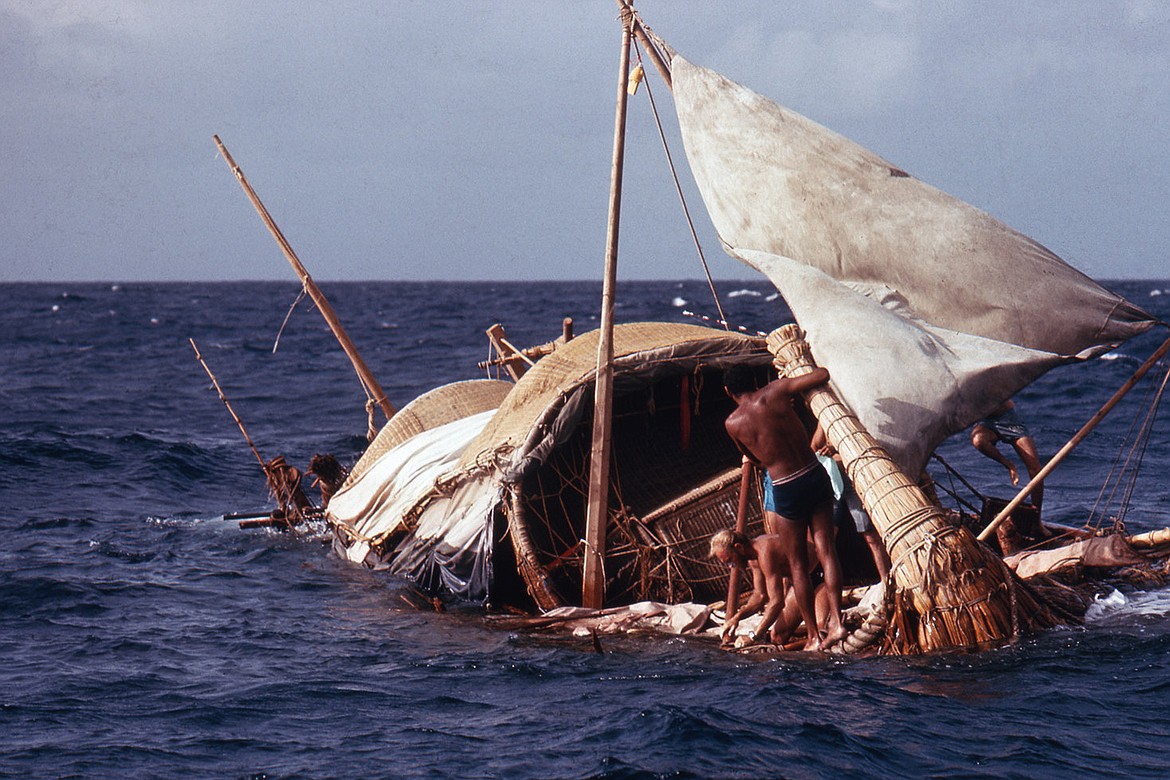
[[457, 321, 767, 473]]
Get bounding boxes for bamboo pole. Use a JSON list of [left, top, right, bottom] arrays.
[[1129, 527, 1170, 550], [768, 325, 1057, 653], [190, 338, 268, 472], [979, 334, 1170, 541], [582, 20, 633, 610], [723, 459, 755, 618], [212, 135, 396, 422]]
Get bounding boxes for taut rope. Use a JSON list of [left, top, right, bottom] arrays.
[[631, 39, 728, 330]]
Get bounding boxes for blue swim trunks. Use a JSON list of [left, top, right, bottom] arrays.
[[762, 462, 834, 524], [978, 405, 1029, 443]]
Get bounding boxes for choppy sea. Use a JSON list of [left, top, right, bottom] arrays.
[[3, 279, 1170, 779]]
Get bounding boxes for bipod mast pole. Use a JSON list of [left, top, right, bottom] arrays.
[[582, 14, 633, 610], [212, 135, 397, 425], [190, 338, 306, 529]]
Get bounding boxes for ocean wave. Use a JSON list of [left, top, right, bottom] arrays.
[[15, 516, 97, 531]]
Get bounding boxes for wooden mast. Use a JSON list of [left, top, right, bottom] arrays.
[[582, 13, 634, 609], [213, 135, 397, 423], [618, 0, 672, 90]]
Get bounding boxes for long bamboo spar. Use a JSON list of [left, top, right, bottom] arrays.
[[979, 333, 1170, 541], [212, 135, 396, 422], [582, 18, 633, 610], [190, 338, 268, 472]]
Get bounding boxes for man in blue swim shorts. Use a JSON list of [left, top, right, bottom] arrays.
[[722, 364, 846, 651], [971, 399, 1044, 509]]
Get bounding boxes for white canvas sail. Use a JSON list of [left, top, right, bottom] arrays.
[[670, 54, 1158, 475]]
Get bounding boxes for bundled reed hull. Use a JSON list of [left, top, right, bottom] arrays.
[[769, 325, 1060, 653]]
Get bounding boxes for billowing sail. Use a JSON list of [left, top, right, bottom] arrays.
[[670, 54, 1158, 475]]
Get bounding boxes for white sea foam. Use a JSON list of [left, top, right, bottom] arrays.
[[1085, 586, 1170, 623], [727, 289, 762, 298], [671, 296, 687, 307]]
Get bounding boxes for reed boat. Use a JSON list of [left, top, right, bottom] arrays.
[[213, 2, 1170, 654]]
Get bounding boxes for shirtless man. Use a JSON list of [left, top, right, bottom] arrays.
[[971, 399, 1044, 509], [722, 365, 846, 651], [711, 529, 828, 647]]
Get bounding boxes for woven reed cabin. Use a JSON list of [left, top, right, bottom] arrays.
[[327, 322, 783, 611]]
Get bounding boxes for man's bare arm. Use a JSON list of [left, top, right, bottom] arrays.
[[723, 567, 766, 640], [777, 367, 829, 396]]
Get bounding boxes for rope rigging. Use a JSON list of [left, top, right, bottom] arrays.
[[1088, 357, 1170, 530], [629, 36, 729, 331]]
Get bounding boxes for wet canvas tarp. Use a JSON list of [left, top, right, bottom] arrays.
[[670, 54, 1157, 474], [327, 410, 500, 599]]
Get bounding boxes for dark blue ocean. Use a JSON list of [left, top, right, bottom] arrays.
[[3, 279, 1170, 779]]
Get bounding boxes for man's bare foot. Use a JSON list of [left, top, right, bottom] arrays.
[[822, 624, 848, 650], [1007, 464, 1020, 486]]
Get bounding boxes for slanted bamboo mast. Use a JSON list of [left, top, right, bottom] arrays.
[[190, 338, 268, 472], [212, 135, 396, 424], [190, 338, 309, 526], [768, 325, 1058, 653]]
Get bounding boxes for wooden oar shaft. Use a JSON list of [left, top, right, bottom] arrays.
[[979, 333, 1170, 541], [212, 135, 396, 422]]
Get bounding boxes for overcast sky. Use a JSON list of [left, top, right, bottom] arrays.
[[3, 1, 1168, 283]]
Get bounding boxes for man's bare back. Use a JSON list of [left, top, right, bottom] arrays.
[[722, 365, 846, 650], [724, 368, 829, 480]]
